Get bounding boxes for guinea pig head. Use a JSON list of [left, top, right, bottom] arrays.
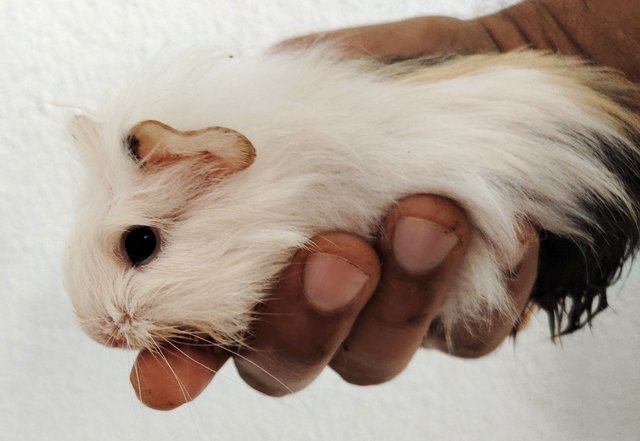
[[65, 116, 258, 350]]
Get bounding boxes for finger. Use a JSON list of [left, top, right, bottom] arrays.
[[234, 233, 380, 396], [274, 17, 497, 59], [330, 195, 469, 385], [130, 344, 228, 410], [425, 222, 540, 358]]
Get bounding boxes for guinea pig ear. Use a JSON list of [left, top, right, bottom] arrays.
[[68, 114, 100, 150], [127, 120, 256, 174]]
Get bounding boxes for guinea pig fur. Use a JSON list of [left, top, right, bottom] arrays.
[[64, 48, 640, 350]]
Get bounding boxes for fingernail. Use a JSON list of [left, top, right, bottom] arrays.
[[393, 217, 458, 275], [303, 253, 369, 313]]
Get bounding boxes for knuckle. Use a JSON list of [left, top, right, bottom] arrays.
[[427, 321, 504, 359], [370, 308, 431, 333], [332, 363, 399, 386], [235, 363, 295, 397], [330, 350, 404, 386], [285, 345, 333, 368], [246, 379, 292, 397], [234, 355, 298, 397], [447, 338, 501, 359], [235, 348, 332, 396]]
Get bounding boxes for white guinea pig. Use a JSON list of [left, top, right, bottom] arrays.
[[64, 47, 640, 350]]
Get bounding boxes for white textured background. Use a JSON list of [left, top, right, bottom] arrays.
[[1, 1, 639, 440]]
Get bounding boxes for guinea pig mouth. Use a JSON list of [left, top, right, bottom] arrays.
[[94, 317, 213, 350], [103, 335, 129, 348], [167, 326, 217, 346], [98, 326, 215, 351], [95, 315, 237, 351]]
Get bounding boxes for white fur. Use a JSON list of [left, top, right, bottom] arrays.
[[64, 48, 638, 348]]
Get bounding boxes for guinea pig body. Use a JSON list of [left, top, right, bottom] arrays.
[[65, 48, 640, 349]]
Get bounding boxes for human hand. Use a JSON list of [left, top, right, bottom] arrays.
[[131, 196, 538, 409], [273, 16, 497, 59], [276, 1, 640, 82]]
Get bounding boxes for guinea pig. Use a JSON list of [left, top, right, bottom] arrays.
[[64, 47, 640, 351]]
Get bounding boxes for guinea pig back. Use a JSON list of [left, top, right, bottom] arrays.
[[64, 48, 640, 350]]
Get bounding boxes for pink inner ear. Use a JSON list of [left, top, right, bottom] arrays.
[[128, 120, 256, 173]]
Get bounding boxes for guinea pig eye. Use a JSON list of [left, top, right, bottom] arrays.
[[122, 226, 159, 266], [126, 135, 141, 161]]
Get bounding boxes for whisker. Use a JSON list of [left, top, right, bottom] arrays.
[[157, 337, 246, 389], [162, 339, 220, 375], [76, 317, 107, 323], [153, 341, 193, 406], [152, 341, 214, 441], [132, 353, 143, 405], [154, 328, 295, 396], [177, 332, 296, 397]]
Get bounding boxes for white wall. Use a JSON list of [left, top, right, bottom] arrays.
[[1, 1, 638, 440]]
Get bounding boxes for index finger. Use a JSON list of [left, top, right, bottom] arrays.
[[234, 233, 381, 396], [274, 17, 497, 59]]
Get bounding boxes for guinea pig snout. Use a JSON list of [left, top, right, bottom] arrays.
[[97, 311, 150, 349]]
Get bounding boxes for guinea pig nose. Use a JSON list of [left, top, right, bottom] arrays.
[[123, 226, 159, 266]]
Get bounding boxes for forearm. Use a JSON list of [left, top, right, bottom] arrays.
[[476, 0, 640, 81]]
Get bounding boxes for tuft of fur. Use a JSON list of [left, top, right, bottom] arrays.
[[64, 47, 640, 349]]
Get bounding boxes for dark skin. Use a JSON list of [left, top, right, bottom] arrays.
[[130, 0, 640, 409]]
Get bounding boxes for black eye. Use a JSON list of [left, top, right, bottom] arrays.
[[126, 135, 141, 161], [123, 226, 159, 266]]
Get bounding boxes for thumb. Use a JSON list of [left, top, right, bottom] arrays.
[[130, 344, 228, 410]]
